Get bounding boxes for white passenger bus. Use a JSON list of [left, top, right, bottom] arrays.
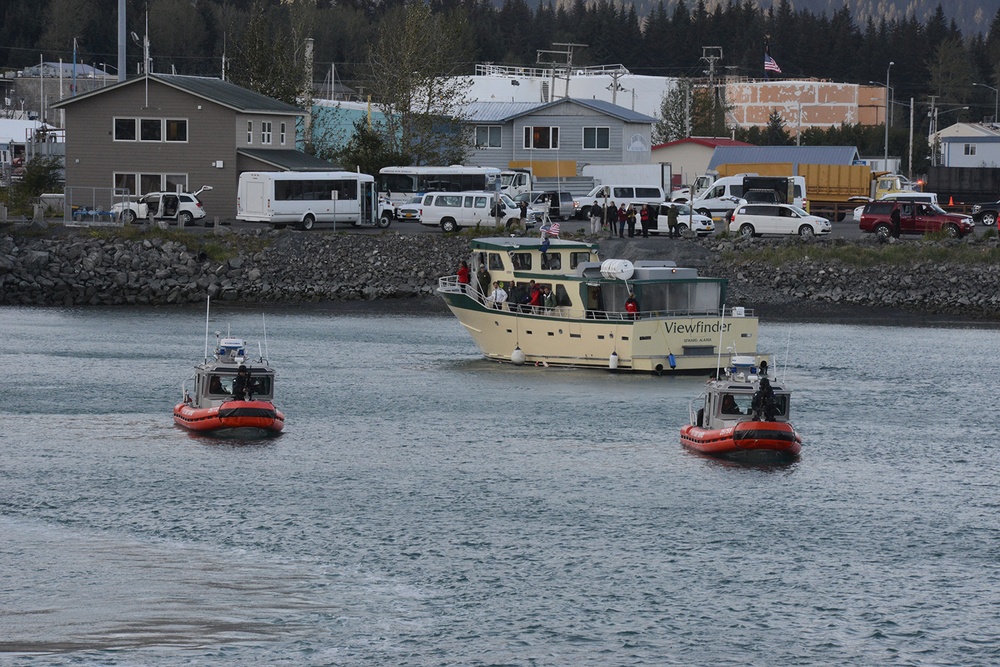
[[377, 166, 503, 214], [237, 171, 391, 230]]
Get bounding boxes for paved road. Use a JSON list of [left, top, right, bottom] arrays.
[[138, 214, 993, 241]]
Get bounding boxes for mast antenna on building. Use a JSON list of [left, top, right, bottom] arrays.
[[536, 43, 587, 102]]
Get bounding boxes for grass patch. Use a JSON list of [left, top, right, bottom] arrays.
[[720, 239, 1000, 267]]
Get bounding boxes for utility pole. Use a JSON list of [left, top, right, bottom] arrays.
[[701, 47, 724, 135], [928, 95, 938, 167], [908, 97, 914, 182]]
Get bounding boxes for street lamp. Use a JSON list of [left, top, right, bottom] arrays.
[[869, 80, 894, 126], [973, 82, 999, 124], [884, 61, 894, 165]]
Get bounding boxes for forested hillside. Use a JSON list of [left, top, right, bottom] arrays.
[[1, 0, 999, 122]]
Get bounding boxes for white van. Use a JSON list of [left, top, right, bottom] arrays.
[[419, 191, 527, 232], [690, 175, 806, 219], [584, 184, 665, 217]]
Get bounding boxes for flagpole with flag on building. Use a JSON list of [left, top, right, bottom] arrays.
[[764, 36, 782, 79]]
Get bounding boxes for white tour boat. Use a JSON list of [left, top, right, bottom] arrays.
[[437, 236, 760, 373]]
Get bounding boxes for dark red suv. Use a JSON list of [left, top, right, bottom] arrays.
[[859, 201, 975, 239]]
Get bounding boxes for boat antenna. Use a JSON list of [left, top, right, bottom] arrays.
[[262, 312, 269, 362], [783, 330, 791, 381], [203, 295, 211, 363], [714, 304, 726, 379]]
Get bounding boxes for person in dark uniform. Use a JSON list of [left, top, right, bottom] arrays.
[[890, 205, 901, 239], [233, 365, 253, 401], [751, 377, 777, 421]]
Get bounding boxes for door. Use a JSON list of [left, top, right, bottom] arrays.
[[361, 181, 375, 224], [898, 203, 917, 234]]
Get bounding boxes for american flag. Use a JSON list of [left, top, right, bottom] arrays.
[[764, 54, 782, 74], [546, 222, 560, 238]]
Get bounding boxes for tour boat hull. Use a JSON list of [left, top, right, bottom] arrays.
[[680, 421, 801, 461], [173, 400, 285, 437], [440, 290, 759, 374]]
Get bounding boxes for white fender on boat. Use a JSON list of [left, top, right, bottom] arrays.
[[609, 351, 619, 370], [511, 346, 526, 365]]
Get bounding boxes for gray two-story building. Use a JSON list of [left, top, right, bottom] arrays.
[[51, 74, 333, 219], [464, 98, 655, 178]]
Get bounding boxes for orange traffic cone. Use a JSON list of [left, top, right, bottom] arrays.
[[949, 196, 954, 206]]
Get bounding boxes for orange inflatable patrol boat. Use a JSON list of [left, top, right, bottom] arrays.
[[680, 356, 800, 462], [173, 332, 284, 438]]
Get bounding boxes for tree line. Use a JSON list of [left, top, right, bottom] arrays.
[[2, 0, 999, 173]]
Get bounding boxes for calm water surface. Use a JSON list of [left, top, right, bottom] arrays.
[[1, 306, 999, 666]]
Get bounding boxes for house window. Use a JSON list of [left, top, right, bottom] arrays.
[[261, 121, 272, 145], [583, 127, 610, 150], [117, 173, 189, 195], [523, 126, 559, 149], [476, 125, 502, 149], [247, 121, 253, 144], [164, 174, 187, 192], [165, 119, 187, 142], [114, 173, 137, 195], [140, 173, 163, 194], [964, 143, 977, 156], [140, 119, 162, 141], [114, 118, 137, 141], [280, 122, 286, 145]]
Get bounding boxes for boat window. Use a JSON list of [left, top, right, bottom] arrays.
[[540, 252, 561, 270], [488, 253, 505, 271], [635, 281, 721, 314], [601, 283, 630, 312], [511, 253, 532, 270], [554, 284, 571, 306], [721, 393, 752, 415], [252, 375, 273, 397], [770, 395, 788, 417], [570, 251, 590, 269], [208, 374, 234, 395]]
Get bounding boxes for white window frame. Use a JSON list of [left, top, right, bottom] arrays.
[[583, 126, 610, 150], [964, 143, 977, 156], [523, 126, 560, 150], [247, 120, 253, 144], [115, 172, 189, 195], [475, 125, 502, 149], [261, 121, 272, 145], [280, 122, 287, 145], [113, 117, 137, 141]]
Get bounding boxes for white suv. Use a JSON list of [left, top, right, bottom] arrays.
[[729, 203, 831, 238], [114, 185, 213, 226]]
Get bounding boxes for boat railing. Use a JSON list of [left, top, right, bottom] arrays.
[[438, 276, 754, 320]]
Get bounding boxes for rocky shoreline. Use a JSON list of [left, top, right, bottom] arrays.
[[2, 224, 999, 326]]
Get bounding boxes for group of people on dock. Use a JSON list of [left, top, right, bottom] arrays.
[[588, 201, 681, 239]]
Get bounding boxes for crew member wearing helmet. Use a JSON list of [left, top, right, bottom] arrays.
[[233, 365, 253, 401]]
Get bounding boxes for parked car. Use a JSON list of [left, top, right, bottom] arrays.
[[397, 195, 423, 222], [970, 199, 1000, 226], [644, 202, 715, 236], [729, 203, 831, 238], [859, 200, 974, 239], [514, 190, 579, 221], [113, 186, 213, 225], [851, 191, 939, 224]]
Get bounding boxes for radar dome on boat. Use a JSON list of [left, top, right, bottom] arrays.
[[600, 259, 634, 281]]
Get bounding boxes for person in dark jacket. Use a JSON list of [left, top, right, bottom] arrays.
[[890, 205, 901, 239], [233, 365, 253, 401]]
